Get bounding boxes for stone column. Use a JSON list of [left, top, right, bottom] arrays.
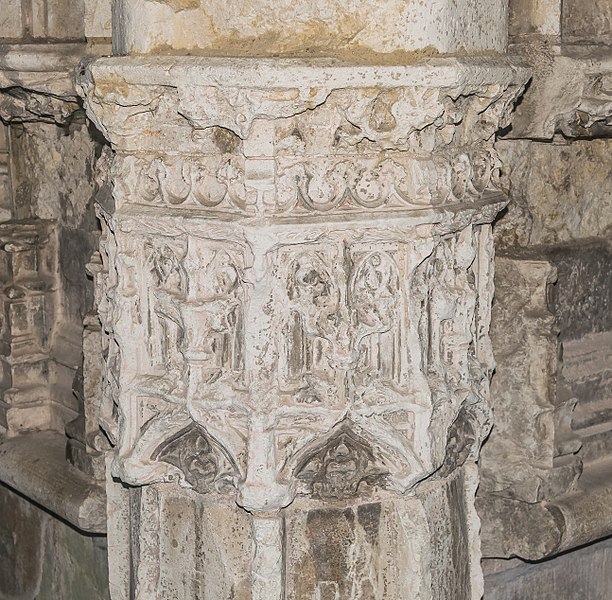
[[0, 43, 94, 435], [79, 4, 528, 598]]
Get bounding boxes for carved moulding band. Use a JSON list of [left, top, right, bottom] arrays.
[[78, 56, 529, 218]]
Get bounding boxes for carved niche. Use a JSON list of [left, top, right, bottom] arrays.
[[152, 423, 240, 494], [294, 423, 389, 500], [279, 244, 404, 405], [146, 242, 187, 375], [179, 241, 244, 371]]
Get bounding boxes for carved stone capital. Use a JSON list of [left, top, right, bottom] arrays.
[[80, 55, 528, 599], [78, 56, 528, 509]]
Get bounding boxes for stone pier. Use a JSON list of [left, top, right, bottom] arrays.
[[78, 2, 528, 597]]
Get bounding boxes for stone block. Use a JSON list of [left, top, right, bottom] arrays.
[[84, 0, 112, 39], [509, 0, 561, 38], [495, 139, 612, 248], [31, 0, 85, 40], [562, 0, 612, 44], [112, 0, 508, 55], [0, 0, 23, 40]]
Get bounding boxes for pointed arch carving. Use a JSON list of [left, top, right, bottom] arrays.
[[152, 423, 240, 494]]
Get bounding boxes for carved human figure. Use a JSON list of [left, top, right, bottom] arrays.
[[147, 244, 186, 374]]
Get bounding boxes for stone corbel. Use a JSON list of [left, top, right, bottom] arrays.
[[0, 43, 87, 124], [507, 46, 612, 139]]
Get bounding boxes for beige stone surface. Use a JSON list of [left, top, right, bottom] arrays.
[[509, 0, 561, 38], [485, 536, 612, 600], [496, 139, 612, 248], [0, 125, 9, 221], [84, 0, 112, 40], [479, 257, 563, 503], [77, 54, 528, 598], [0, 0, 23, 40], [112, 0, 509, 55], [26, 0, 85, 40], [563, 0, 612, 44]]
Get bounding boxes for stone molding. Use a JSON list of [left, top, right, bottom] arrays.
[[478, 252, 612, 562], [0, 430, 106, 533], [478, 461, 612, 561], [0, 43, 86, 123], [79, 57, 528, 219]]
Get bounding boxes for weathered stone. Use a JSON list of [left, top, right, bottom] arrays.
[[0, 125, 9, 220], [550, 243, 612, 342], [484, 536, 612, 600], [0, 482, 46, 598], [495, 139, 612, 249], [0, 431, 106, 531], [504, 48, 612, 140], [76, 50, 528, 598], [84, 0, 112, 41], [509, 0, 561, 39], [562, 0, 612, 45], [0, 43, 85, 124], [3, 0, 612, 598], [0, 0, 23, 40], [112, 0, 509, 56], [0, 482, 109, 600]]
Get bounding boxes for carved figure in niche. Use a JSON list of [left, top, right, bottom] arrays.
[[282, 248, 405, 400], [283, 254, 338, 393], [426, 256, 456, 373], [181, 245, 245, 392], [147, 244, 186, 373], [195, 249, 244, 374], [153, 423, 238, 494], [352, 252, 402, 386], [296, 424, 388, 500]]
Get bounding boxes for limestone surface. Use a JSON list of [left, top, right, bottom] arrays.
[[78, 54, 528, 599], [112, 0, 509, 55]]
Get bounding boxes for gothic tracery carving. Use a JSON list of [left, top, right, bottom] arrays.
[[295, 424, 389, 500], [152, 423, 239, 494]]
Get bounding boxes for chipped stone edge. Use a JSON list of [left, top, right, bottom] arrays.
[[0, 42, 90, 123], [0, 430, 106, 533], [478, 460, 612, 561]]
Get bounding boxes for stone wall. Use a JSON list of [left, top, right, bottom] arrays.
[[478, 0, 612, 594], [0, 10, 110, 599]]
